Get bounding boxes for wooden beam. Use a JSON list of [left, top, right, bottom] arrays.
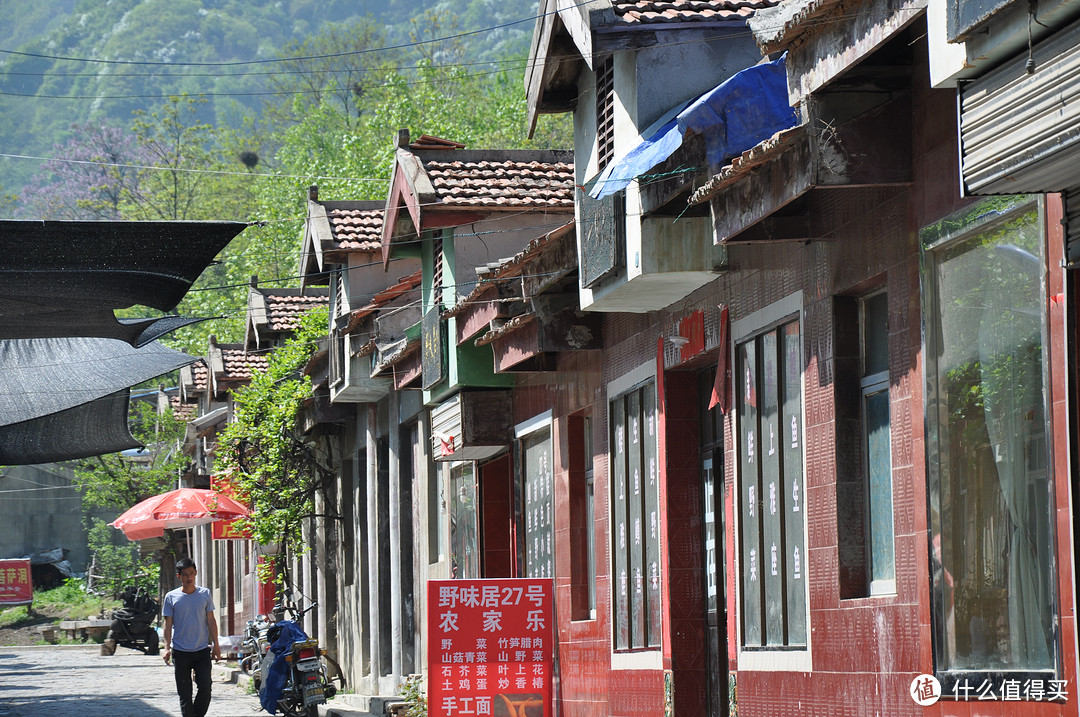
[[711, 135, 814, 243], [521, 229, 577, 297]]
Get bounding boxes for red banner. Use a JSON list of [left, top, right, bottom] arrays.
[[428, 578, 554, 717], [211, 475, 251, 540], [0, 559, 33, 606]]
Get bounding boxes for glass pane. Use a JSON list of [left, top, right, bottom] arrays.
[[627, 390, 645, 648], [760, 330, 785, 646], [863, 292, 889, 376], [865, 389, 894, 586], [928, 206, 1053, 671], [643, 384, 662, 647], [782, 320, 806, 645], [611, 396, 629, 650], [523, 428, 554, 579], [703, 456, 717, 614], [449, 463, 479, 579], [738, 339, 762, 647]]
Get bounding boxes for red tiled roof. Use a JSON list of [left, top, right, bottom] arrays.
[[169, 395, 197, 422], [423, 159, 575, 208], [219, 348, 270, 381], [611, 0, 776, 23], [265, 293, 328, 332], [191, 359, 209, 392], [326, 207, 384, 253]]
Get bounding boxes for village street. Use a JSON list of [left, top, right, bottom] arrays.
[[0, 644, 257, 717]]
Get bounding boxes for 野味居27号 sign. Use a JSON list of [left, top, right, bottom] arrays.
[[428, 578, 554, 717], [0, 559, 33, 606]]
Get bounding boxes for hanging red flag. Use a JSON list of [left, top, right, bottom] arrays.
[[708, 305, 730, 412]]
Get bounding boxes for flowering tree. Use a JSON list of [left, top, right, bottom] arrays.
[[18, 123, 146, 220]]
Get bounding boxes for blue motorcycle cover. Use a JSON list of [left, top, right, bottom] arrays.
[[259, 620, 308, 714]]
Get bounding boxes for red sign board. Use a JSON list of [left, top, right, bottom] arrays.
[[428, 578, 554, 717], [0, 559, 33, 606], [211, 475, 251, 540]]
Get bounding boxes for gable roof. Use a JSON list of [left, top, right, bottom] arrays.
[[525, 0, 777, 133], [245, 279, 328, 350], [300, 193, 385, 280], [381, 133, 574, 267]]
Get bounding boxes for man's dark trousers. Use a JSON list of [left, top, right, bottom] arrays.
[[173, 647, 212, 717]]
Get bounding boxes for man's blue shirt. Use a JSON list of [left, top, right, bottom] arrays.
[[163, 586, 214, 652]]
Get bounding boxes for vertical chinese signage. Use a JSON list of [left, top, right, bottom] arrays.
[[522, 429, 553, 579], [428, 578, 554, 717], [0, 559, 32, 606]]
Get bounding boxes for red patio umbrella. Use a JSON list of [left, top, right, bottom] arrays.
[[110, 487, 249, 541]]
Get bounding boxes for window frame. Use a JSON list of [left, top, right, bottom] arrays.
[[515, 411, 555, 581], [859, 290, 895, 596], [732, 291, 812, 673], [606, 361, 663, 669], [921, 195, 1061, 695]]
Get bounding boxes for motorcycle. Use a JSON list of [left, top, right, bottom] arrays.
[[239, 612, 273, 676], [251, 599, 341, 717]]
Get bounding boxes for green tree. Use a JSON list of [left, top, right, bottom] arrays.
[[73, 400, 188, 597], [87, 520, 156, 598], [219, 307, 335, 559]]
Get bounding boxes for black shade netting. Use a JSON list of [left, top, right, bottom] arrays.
[[0, 220, 247, 314], [0, 390, 140, 464], [0, 312, 208, 347], [0, 337, 197, 427]]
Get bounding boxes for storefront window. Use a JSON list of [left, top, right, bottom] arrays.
[[610, 382, 661, 650], [449, 462, 479, 579], [924, 199, 1056, 680], [737, 314, 806, 649]]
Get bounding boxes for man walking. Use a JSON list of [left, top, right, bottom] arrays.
[[163, 558, 221, 717]]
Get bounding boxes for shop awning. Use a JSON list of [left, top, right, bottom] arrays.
[[589, 54, 798, 200]]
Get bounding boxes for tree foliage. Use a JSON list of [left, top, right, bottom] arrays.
[[73, 400, 187, 511], [219, 307, 335, 557], [73, 400, 187, 596]]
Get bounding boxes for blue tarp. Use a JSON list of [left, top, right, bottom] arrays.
[[589, 53, 798, 199], [259, 620, 308, 714]]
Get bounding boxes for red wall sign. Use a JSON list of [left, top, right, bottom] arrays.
[[211, 475, 251, 540], [0, 559, 33, 606], [428, 578, 554, 717]]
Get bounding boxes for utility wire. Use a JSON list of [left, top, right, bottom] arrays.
[[0, 1, 601, 68]]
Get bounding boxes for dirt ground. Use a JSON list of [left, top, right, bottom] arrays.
[[0, 605, 95, 647]]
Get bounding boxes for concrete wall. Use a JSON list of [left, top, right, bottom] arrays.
[[0, 464, 116, 573]]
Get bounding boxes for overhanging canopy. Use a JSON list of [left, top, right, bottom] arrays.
[[0, 220, 246, 313], [0, 391, 140, 464], [589, 54, 798, 200], [0, 220, 244, 346], [0, 337, 197, 427]]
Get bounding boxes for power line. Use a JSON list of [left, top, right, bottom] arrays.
[[0, 2, 593, 69], [0, 55, 531, 81], [0, 152, 391, 183]]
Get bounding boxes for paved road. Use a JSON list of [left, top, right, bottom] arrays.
[[0, 644, 262, 717]]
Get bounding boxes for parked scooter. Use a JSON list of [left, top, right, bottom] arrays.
[[239, 612, 273, 676], [251, 599, 340, 717]]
